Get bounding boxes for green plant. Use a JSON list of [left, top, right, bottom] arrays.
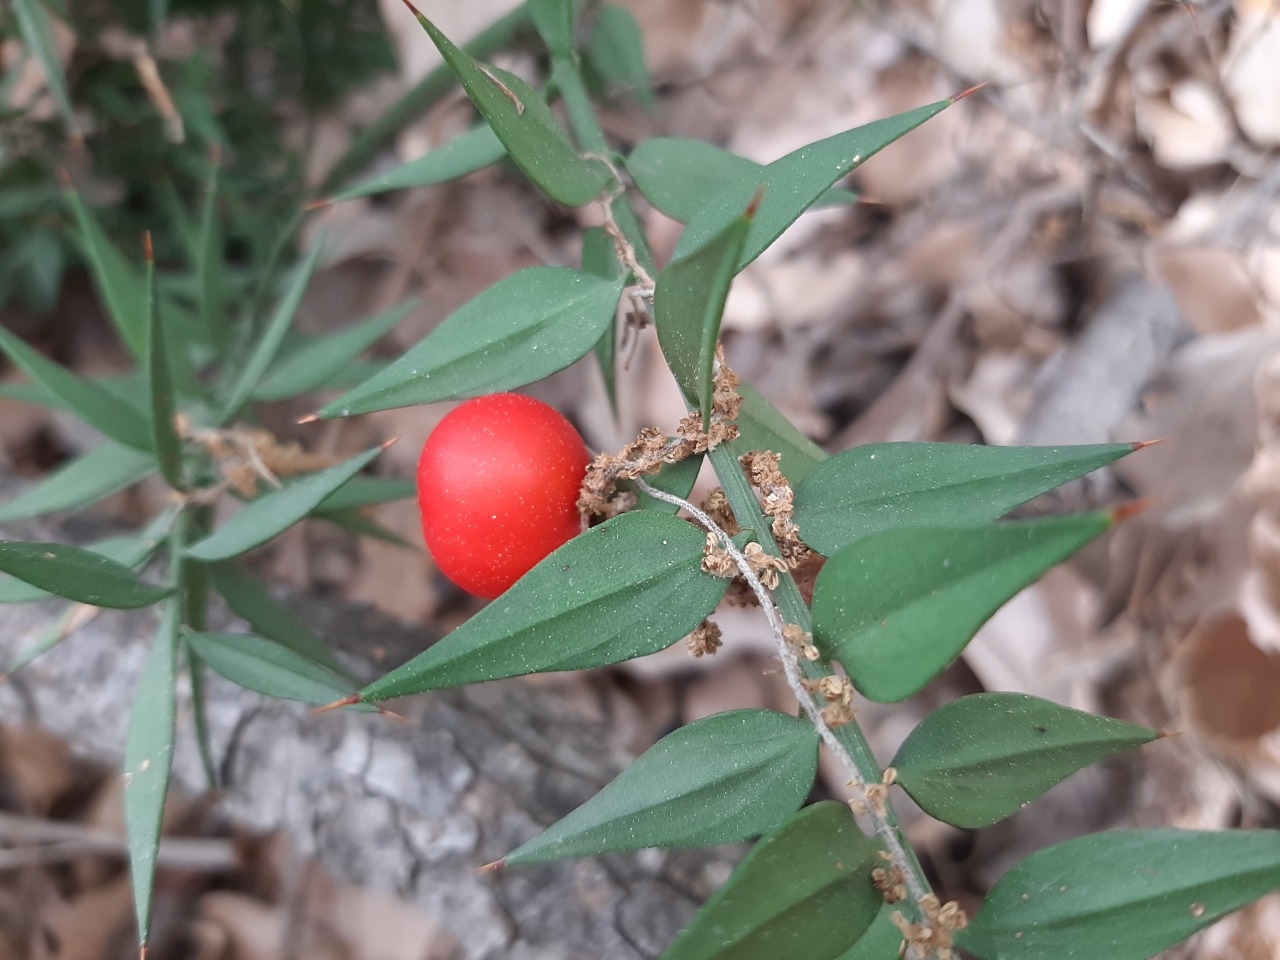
[[417, 392, 590, 598], [2, 2, 1279, 960]]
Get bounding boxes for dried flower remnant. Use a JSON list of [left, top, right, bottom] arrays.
[[700, 487, 740, 535], [175, 414, 336, 501], [783, 623, 821, 661], [874, 854, 909, 904], [739, 449, 810, 566], [686, 619, 723, 657], [701, 532, 739, 579], [889, 894, 970, 960], [578, 353, 743, 521], [743, 541, 789, 589]]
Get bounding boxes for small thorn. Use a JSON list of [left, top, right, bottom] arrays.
[[478, 858, 506, 874], [143, 231, 154, 263], [745, 185, 766, 219], [1111, 498, 1151, 525], [297, 412, 321, 425], [304, 197, 333, 212], [312, 693, 361, 715], [1131, 437, 1167, 451], [57, 169, 73, 189], [1158, 728, 1184, 739], [951, 80, 991, 103], [376, 704, 407, 722], [379, 436, 400, 451], [140, 945, 148, 960]]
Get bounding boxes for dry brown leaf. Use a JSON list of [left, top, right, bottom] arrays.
[[0, 727, 73, 816], [201, 891, 287, 960]]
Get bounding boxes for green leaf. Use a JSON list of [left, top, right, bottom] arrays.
[[360, 510, 730, 700], [655, 193, 756, 421], [506, 710, 820, 865], [794, 442, 1136, 557], [0, 540, 170, 609], [891, 693, 1158, 829], [315, 506, 417, 549], [0, 442, 155, 523], [812, 514, 1111, 702], [207, 561, 352, 679], [186, 631, 354, 704], [64, 188, 148, 359], [729, 381, 828, 486], [628, 138, 855, 224], [13, 0, 78, 136], [186, 445, 385, 561], [582, 226, 623, 413], [316, 475, 416, 513], [674, 100, 951, 271], [185, 647, 219, 791], [329, 126, 507, 203], [586, 5, 655, 109], [319, 267, 623, 417], [123, 602, 179, 952], [661, 801, 882, 960], [835, 902, 904, 960], [529, 0, 576, 59], [0, 325, 153, 451], [957, 829, 1280, 960], [319, 4, 530, 194], [405, 7, 612, 206], [220, 236, 327, 423], [145, 238, 183, 488], [253, 299, 417, 402], [195, 153, 227, 353], [0, 533, 163, 604]]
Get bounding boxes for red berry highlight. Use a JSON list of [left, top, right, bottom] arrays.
[[417, 393, 589, 599]]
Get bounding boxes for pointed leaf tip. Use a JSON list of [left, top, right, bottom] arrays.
[[304, 198, 332, 212], [1111, 498, 1151, 525], [478, 859, 506, 874], [951, 80, 991, 102], [746, 185, 766, 219], [313, 693, 361, 715], [143, 232, 154, 263], [1131, 437, 1167, 451], [297, 413, 320, 425]]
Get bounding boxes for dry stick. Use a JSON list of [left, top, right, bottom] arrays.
[[631, 477, 931, 913], [0, 812, 236, 871]]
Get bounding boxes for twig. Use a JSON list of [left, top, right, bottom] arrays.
[[0, 812, 236, 871], [631, 477, 931, 912]]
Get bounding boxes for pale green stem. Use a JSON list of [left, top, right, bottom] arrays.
[[704, 445, 935, 917]]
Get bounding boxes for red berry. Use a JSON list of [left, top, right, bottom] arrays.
[[417, 393, 589, 598]]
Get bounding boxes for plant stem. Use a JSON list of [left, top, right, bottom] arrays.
[[705, 444, 934, 917], [179, 504, 219, 791], [552, 55, 655, 275]]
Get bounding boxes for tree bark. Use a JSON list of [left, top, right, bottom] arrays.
[[0, 555, 733, 960]]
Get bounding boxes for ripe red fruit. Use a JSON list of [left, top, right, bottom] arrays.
[[417, 393, 590, 599]]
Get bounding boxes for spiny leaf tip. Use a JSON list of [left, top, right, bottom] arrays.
[[951, 80, 991, 103], [312, 693, 361, 715], [1111, 498, 1151, 525]]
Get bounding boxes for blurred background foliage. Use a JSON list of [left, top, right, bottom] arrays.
[[0, 0, 396, 314]]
